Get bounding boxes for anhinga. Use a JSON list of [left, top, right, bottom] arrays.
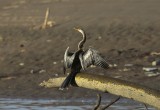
[[60, 28, 109, 89]]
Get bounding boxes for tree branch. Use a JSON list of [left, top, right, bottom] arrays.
[[101, 96, 120, 110], [93, 94, 101, 110], [40, 73, 160, 109]]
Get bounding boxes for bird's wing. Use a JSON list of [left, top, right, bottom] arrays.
[[81, 48, 109, 70], [63, 47, 75, 74]]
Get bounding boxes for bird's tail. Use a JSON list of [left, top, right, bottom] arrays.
[[59, 71, 76, 90]]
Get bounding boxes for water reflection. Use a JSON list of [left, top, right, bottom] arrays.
[[0, 98, 156, 110]]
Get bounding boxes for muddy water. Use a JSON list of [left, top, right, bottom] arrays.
[[0, 98, 156, 110]]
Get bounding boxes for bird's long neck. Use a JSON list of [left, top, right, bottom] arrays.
[[78, 30, 86, 50]]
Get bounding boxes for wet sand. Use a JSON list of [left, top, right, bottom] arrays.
[[0, 0, 160, 99]]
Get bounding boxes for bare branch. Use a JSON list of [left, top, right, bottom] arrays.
[[143, 104, 148, 110], [93, 94, 101, 110], [101, 96, 120, 110]]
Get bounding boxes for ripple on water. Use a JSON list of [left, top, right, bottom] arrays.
[[0, 98, 156, 110]]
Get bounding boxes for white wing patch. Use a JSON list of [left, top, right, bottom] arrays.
[[63, 47, 75, 73], [80, 48, 109, 70]]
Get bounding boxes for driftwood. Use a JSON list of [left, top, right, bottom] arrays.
[[40, 73, 160, 109]]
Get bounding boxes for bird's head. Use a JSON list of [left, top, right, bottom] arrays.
[[74, 27, 84, 34], [74, 27, 86, 50]]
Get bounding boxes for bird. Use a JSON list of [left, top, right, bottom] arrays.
[[60, 28, 109, 90]]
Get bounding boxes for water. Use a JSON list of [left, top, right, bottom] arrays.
[[0, 98, 156, 110]]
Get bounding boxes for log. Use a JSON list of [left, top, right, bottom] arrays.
[[40, 73, 160, 109]]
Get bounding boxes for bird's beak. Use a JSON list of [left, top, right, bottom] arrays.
[[73, 27, 79, 31]]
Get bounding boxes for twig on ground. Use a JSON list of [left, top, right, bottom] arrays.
[[151, 52, 160, 56], [42, 8, 49, 29], [33, 8, 55, 29]]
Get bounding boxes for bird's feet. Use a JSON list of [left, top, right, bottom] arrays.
[[59, 87, 69, 91], [59, 87, 64, 91]]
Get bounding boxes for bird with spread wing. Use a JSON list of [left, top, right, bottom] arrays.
[[60, 28, 109, 90]]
